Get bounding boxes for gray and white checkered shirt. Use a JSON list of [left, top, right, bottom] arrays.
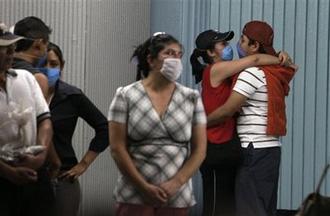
[[108, 81, 206, 207]]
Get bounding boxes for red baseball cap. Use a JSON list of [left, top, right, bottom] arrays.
[[242, 20, 276, 56]]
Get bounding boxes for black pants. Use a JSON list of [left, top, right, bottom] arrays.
[[235, 143, 281, 216], [0, 169, 55, 216], [199, 136, 242, 216]]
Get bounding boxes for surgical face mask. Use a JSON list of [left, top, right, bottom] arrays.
[[35, 54, 47, 68], [160, 58, 183, 82], [38, 67, 61, 87], [221, 45, 233, 61], [236, 42, 247, 58]]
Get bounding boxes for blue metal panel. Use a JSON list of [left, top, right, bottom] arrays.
[[303, 0, 318, 201], [291, 0, 307, 207], [315, 0, 329, 196]]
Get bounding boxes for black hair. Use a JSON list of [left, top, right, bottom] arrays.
[[14, 16, 52, 52], [131, 33, 181, 81], [190, 45, 215, 84], [47, 42, 64, 67]]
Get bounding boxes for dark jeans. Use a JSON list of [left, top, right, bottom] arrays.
[[235, 143, 281, 216], [199, 136, 242, 216], [53, 178, 81, 216], [0, 168, 55, 216]]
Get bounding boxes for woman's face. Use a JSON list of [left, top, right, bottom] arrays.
[[46, 50, 62, 69], [158, 43, 183, 60], [150, 43, 183, 71], [210, 40, 228, 61]]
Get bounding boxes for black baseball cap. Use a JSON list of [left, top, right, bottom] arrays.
[[195, 29, 234, 50]]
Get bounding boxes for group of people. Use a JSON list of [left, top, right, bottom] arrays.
[[0, 15, 297, 216], [0, 17, 108, 216], [108, 20, 297, 216]]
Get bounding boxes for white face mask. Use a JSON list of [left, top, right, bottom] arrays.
[[159, 58, 183, 82]]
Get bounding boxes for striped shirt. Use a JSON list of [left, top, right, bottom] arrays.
[[233, 67, 280, 148]]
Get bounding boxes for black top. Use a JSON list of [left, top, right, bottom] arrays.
[[12, 57, 40, 74], [50, 80, 109, 170]]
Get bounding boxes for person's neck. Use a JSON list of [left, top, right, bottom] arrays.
[[143, 71, 174, 91], [14, 52, 36, 64]]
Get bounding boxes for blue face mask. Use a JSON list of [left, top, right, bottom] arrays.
[[35, 54, 47, 68], [37, 67, 61, 87], [236, 42, 247, 58], [221, 45, 233, 61]]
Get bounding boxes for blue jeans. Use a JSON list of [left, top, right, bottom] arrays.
[[235, 143, 281, 216]]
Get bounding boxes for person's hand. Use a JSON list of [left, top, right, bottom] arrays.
[[48, 161, 61, 179], [140, 183, 168, 206], [278, 51, 291, 66], [16, 151, 46, 170], [278, 51, 297, 70], [6, 166, 38, 185], [289, 63, 299, 71], [159, 178, 182, 198], [58, 162, 88, 181]]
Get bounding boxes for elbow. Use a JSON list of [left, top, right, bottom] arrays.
[[109, 144, 117, 157], [109, 144, 123, 161], [207, 109, 233, 128]]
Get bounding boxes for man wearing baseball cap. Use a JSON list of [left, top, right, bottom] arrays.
[[0, 23, 53, 216], [207, 20, 297, 216]]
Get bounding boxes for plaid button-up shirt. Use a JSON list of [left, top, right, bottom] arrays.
[[108, 81, 206, 207]]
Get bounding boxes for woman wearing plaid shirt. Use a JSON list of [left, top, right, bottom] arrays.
[[108, 33, 207, 216]]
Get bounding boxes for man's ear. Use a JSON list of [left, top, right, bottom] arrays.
[[32, 39, 44, 51], [250, 41, 260, 53]]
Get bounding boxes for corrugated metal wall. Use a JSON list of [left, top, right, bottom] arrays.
[[151, 0, 330, 211], [0, 0, 150, 215]]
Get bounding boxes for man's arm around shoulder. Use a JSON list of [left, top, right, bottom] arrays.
[[207, 91, 247, 128]]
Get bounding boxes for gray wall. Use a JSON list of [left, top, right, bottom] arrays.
[[151, 0, 330, 211], [0, 0, 150, 215]]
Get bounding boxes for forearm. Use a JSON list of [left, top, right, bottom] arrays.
[[47, 142, 62, 177], [111, 146, 149, 191], [32, 118, 53, 167], [254, 54, 280, 66], [79, 150, 99, 168], [37, 118, 53, 149], [207, 107, 233, 128], [169, 125, 206, 185], [172, 146, 206, 186]]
